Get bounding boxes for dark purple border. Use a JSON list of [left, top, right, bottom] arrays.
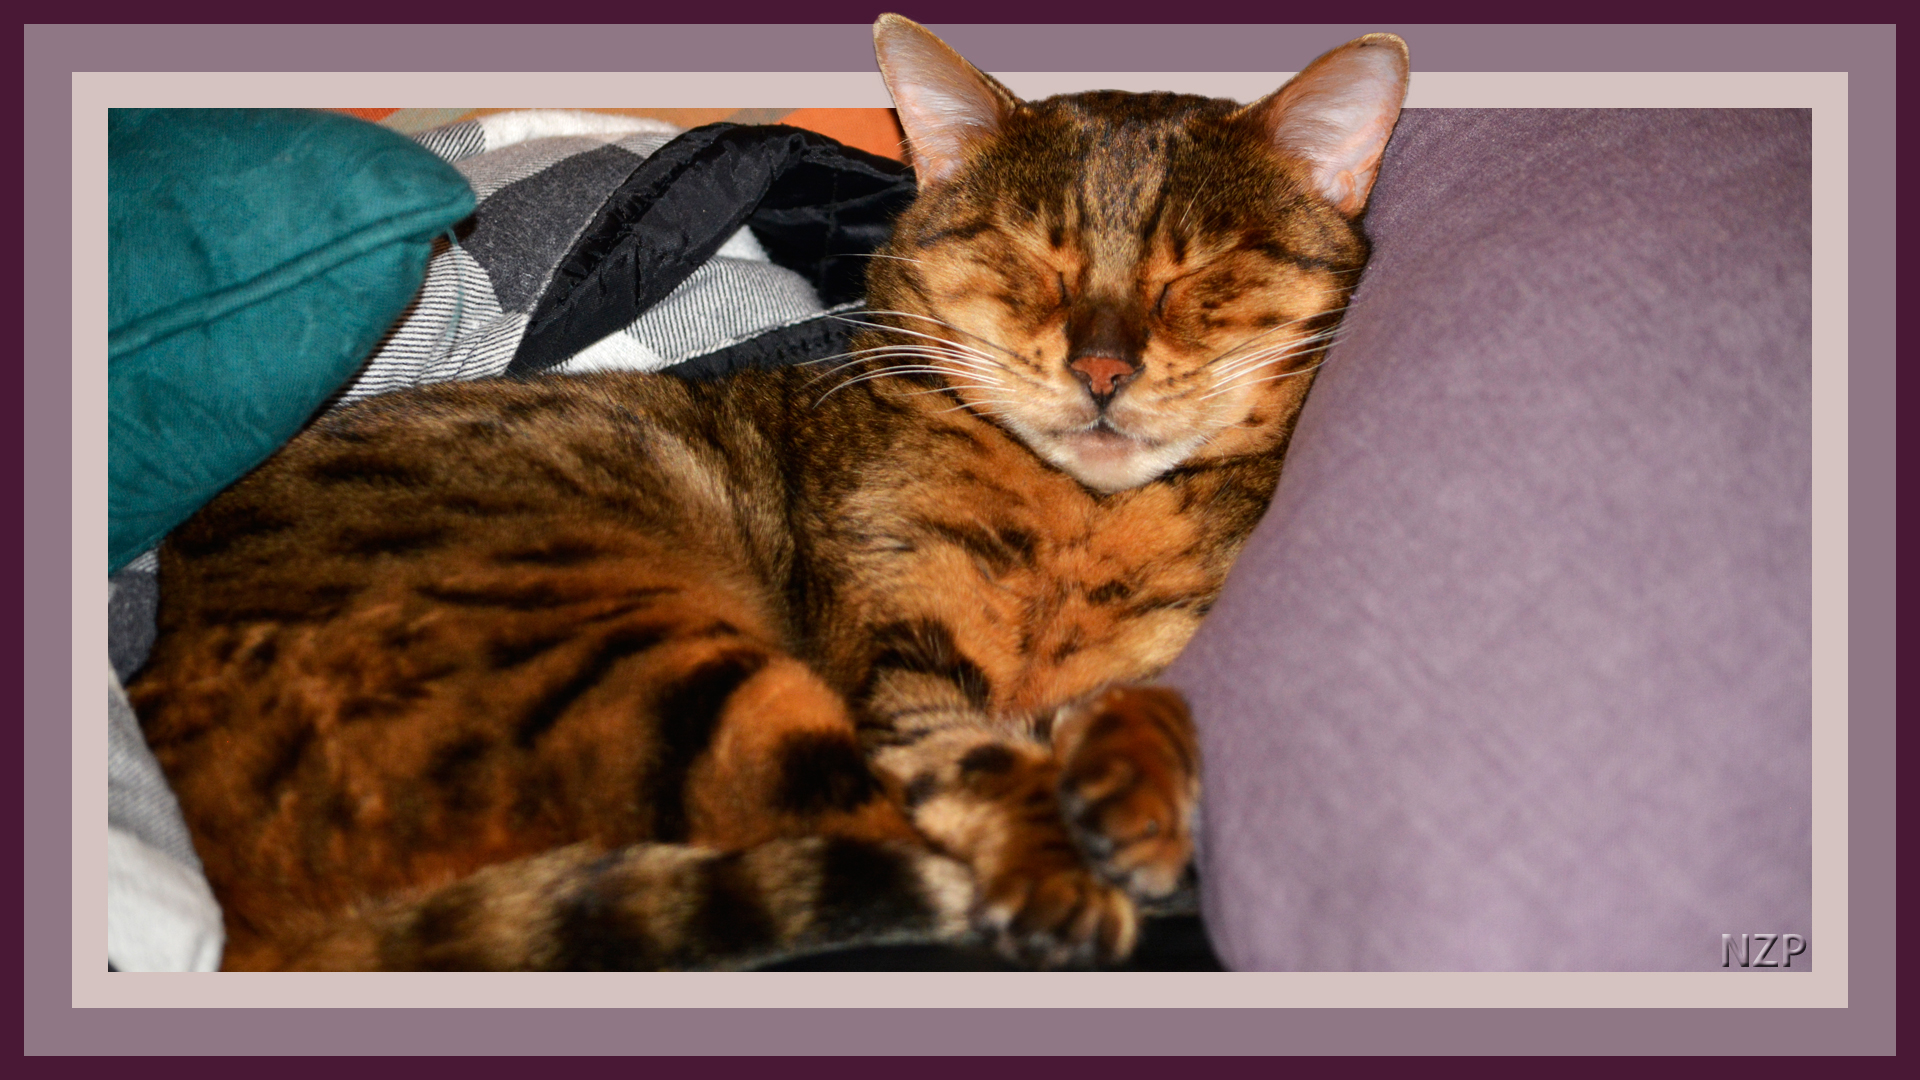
[[5, 13, 28, 1069], [20, 18, 1896, 1058], [12, 20, 1899, 73]]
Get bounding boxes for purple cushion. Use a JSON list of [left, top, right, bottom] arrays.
[[1166, 109, 1812, 970]]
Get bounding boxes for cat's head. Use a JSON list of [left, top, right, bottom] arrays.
[[863, 15, 1408, 492]]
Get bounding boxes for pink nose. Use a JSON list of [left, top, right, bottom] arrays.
[[1069, 355, 1139, 397]]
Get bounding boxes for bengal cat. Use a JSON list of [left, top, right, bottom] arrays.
[[128, 15, 1409, 970]]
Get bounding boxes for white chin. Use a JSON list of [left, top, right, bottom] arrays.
[[1046, 428, 1191, 492]]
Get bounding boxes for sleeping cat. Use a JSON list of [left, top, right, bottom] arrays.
[[127, 15, 1409, 970]]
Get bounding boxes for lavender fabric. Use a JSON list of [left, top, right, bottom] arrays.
[[1166, 110, 1812, 970]]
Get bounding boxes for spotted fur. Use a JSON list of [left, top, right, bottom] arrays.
[[128, 16, 1408, 970]]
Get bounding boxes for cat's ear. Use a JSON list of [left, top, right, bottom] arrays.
[[1239, 33, 1410, 217], [873, 13, 1020, 187]]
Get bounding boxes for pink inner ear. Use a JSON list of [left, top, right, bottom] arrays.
[[1263, 40, 1408, 216], [874, 20, 1010, 186]]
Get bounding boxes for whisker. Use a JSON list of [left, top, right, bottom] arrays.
[[935, 398, 1020, 416], [840, 252, 930, 267], [833, 310, 1025, 364], [804, 355, 942, 385], [803, 345, 1011, 388], [1209, 328, 1346, 381], [1196, 355, 1338, 402], [801, 349, 933, 375], [808, 347, 1006, 375], [812, 361, 1008, 405], [834, 310, 1011, 359], [830, 366, 955, 386], [1207, 347, 1320, 386], [1200, 307, 1350, 370], [898, 382, 1009, 397], [810, 364, 950, 390], [1211, 321, 1346, 368], [829, 318, 1009, 370], [797, 343, 933, 367]]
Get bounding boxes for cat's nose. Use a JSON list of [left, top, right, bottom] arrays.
[[1065, 299, 1146, 406], [1069, 355, 1140, 404]]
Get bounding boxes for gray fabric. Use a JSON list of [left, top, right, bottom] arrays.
[[413, 117, 484, 163], [1166, 110, 1812, 970], [110, 641, 221, 969], [109, 578, 202, 873], [461, 143, 654, 312], [338, 112, 825, 407], [108, 566, 158, 682]]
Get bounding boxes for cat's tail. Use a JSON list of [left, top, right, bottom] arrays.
[[273, 837, 976, 971]]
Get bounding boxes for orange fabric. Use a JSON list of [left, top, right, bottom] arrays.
[[324, 107, 903, 161], [781, 108, 904, 161], [454, 106, 748, 130]]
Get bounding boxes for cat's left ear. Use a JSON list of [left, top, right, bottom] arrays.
[[873, 13, 1021, 187], [1239, 33, 1410, 217]]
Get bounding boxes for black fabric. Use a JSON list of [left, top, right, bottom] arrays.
[[462, 144, 650, 312], [510, 124, 914, 376], [666, 310, 859, 384]]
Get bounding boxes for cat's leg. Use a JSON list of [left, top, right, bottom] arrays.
[[1049, 685, 1199, 901], [854, 625, 1200, 967]]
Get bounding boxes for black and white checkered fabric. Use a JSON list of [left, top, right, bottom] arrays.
[[337, 110, 831, 405]]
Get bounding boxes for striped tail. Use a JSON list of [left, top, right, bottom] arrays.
[[280, 837, 976, 971]]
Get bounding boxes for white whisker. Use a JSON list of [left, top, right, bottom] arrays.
[[802, 342, 1012, 392], [842, 252, 930, 267], [935, 398, 1019, 416], [812, 361, 1011, 406], [833, 310, 1025, 363], [1209, 331, 1344, 382], [1200, 307, 1350, 370], [810, 347, 1005, 378], [899, 382, 1008, 397], [830, 318, 1009, 370], [1196, 355, 1337, 402], [1210, 323, 1346, 374]]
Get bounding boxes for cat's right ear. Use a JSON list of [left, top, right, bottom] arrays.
[[1240, 33, 1410, 217], [873, 14, 1019, 187]]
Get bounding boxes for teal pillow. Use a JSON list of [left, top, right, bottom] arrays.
[[108, 109, 475, 573]]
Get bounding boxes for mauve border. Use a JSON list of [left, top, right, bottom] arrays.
[[19, 17, 1895, 1057]]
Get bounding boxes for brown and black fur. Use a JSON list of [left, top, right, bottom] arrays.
[[128, 17, 1409, 970]]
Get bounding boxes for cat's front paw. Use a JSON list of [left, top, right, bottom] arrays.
[[1053, 685, 1199, 900], [974, 850, 1139, 969]]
